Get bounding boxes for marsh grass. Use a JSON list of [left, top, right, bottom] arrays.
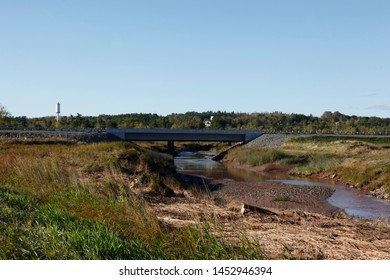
[[228, 147, 302, 166], [289, 155, 343, 176], [228, 147, 306, 166], [290, 135, 390, 147], [0, 141, 263, 259], [285, 139, 389, 195], [338, 160, 390, 191], [226, 138, 389, 198]]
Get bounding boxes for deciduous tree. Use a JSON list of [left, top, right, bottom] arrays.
[[0, 104, 11, 126]]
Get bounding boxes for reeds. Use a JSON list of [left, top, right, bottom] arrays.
[[227, 147, 308, 166]]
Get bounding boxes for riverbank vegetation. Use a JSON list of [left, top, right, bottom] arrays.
[[225, 136, 390, 199], [1, 139, 389, 259], [0, 140, 263, 259]]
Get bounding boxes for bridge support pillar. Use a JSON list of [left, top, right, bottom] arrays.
[[167, 141, 175, 155]]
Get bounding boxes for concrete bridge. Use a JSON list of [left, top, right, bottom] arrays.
[[107, 128, 262, 153], [0, 128, 262, 153], [106, 128, 262, 143]]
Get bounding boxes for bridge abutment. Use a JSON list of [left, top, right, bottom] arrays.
[[167, 140, 175, 155]]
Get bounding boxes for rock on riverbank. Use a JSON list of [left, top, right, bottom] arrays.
[[245, 134, 296, 148]]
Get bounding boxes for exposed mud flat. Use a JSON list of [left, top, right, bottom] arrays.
[[209, 179, 338, 216]]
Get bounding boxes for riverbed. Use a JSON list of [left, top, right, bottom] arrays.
[[174, 151, 390, 222]]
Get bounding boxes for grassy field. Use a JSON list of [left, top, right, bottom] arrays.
[[0, 140, 263, 260], [289, 135, 390, 149], [226, 136, 390, 198]]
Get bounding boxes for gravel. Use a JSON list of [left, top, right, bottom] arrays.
[[210, 179, 338, 215], [245, 134, 295, 148]]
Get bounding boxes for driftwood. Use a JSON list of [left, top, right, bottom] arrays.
[[240, 203, 279, 215]]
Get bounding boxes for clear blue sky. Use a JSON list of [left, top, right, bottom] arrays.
[[1, 0, 389, 118]]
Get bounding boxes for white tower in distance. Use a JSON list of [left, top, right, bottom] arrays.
[[56, 102, 61, 122]]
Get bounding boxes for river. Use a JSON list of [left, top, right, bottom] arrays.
[[174, 151, 390, 222]]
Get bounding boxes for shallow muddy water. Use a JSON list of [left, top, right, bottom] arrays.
[[175, 151, 390, 222]]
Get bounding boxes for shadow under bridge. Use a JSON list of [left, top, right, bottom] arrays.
[[106, 128, 262, 152]]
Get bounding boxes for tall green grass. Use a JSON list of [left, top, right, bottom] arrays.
[[0, 185, 153, 259], [0, 142, 264, 260], [0, 184, 263, 260]]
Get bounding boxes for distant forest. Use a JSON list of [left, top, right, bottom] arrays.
[[1, 109, 389, 134]]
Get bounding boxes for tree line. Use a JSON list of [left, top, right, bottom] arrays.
[[0, 104, 389, 134]]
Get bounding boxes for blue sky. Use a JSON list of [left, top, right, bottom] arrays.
[[1, 0, 389, 118]]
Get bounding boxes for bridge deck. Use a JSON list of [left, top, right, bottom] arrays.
[[106, 128, 262, 143]]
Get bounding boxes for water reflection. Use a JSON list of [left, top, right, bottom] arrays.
[[175, 151, 294, 181], [175, 151, 227, 179], [175, 151, 390, 222]]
